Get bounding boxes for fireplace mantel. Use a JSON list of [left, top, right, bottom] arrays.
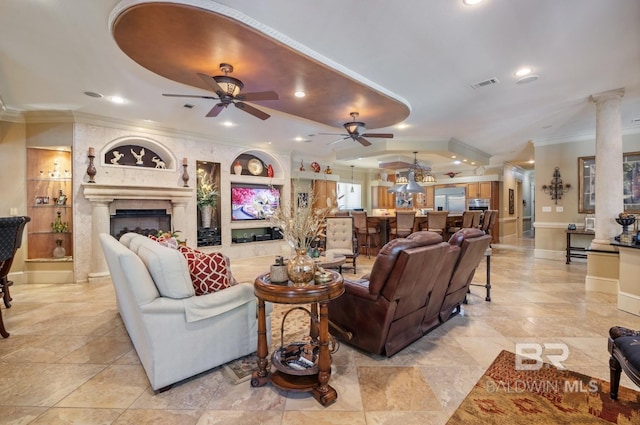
[[82, 183, 192, 202], [83, 183, 193, 282]]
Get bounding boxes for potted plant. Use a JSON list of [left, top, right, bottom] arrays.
[[196, 173, 219, 228], [51, 211, 69, 258]]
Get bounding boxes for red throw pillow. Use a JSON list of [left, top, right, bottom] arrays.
[[178, 246, 230, 295]]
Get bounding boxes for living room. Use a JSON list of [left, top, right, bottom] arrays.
[[2, 0, 640, 423]]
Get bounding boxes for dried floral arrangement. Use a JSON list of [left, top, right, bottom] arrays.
[[270, 190, 331, 250]]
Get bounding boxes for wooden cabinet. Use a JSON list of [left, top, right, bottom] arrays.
[[26, 148, 73, 259], [467, 182, 493, 199], [313, 180, 337, 210], [467, 182, 492, 199], [371, 186, 395, 209]]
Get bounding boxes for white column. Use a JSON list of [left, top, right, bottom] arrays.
[[589, 88, 625, 250], [88, 199, 113, 282], [171, 199, 189, 239]]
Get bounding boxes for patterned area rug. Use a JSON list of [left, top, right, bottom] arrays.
[[222, 303, 313, 384], [447, 350, 640, 424]]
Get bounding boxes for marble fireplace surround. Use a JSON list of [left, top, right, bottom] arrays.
[[82, 183, 192, 283]]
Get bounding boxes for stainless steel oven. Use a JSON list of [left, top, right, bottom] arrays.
[[467, 198, 490, 211]]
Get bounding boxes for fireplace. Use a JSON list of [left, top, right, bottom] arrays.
[[110, 209, 171, 239], [83, 183, 193, 282]]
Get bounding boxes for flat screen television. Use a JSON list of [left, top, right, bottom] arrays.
[[231, 185, 280, 220]]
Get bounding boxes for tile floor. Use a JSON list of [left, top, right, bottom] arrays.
[[1, 237, 640, 424]]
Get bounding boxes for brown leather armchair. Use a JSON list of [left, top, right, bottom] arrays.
[[438, 228, 492, 323], [328, 231, 449, 356]]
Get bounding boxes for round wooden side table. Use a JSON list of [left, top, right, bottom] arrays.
[[251, 271, 344, 406]]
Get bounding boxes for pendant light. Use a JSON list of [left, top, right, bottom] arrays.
[[350, 165, 355, 193], [403, 152, 426, 194]]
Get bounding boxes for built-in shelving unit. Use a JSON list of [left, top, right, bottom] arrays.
[[26, 147, 73, 259], [229, 150, 285, 245]]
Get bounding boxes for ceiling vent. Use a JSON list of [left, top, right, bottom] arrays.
[[470, 78, 500, 90]]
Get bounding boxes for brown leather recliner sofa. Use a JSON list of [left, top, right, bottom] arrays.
[[328, 228, 491, 357]]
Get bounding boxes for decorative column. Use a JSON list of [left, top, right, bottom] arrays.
[[586, 88, 625, 293], [170, 199, 189, 240], [88, 199, 113, 282]]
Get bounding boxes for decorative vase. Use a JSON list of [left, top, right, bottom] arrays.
[[267, 164, 274, 178], [233, 161, 243, 175], [53, 239, 65, 258], [200, 205, 213, 228], [287, 248, 316, 285], [324, 165, 332, 174]]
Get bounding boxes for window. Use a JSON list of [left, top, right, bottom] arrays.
[[337, 183, 362, 210]]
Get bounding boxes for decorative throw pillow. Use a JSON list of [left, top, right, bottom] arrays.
[[178, 246, 231, 295]]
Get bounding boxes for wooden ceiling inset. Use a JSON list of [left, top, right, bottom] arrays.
[[111, 2, 410, 130]]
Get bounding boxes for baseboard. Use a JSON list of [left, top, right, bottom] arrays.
[[24, 270, 75, 284], [585, 275, 618, 294], [618, 291, 640, 316], [534, 249, 568, 261]]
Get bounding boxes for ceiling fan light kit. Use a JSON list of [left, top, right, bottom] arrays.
[[162, 63, 278, 120]]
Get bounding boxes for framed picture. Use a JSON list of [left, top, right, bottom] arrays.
[[56, 194, 67, 205], [585, 216, 596, 232], [579, 152, 640, 213], [508, 189, 514, 215]]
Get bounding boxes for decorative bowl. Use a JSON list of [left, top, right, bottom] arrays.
[[616, 217, 636, 227]]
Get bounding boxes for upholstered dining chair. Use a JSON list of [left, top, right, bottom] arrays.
[[447, 210, 475, 237], [390, 211, 416, 239], [608, 325, 640, 399], [324, 216, 358, 273], [421, 211, 449, 235], [0, 216, 31, 338], [470, 210, 483, 228], [352, 211, 379, 258], [480, 210, 498, 242]]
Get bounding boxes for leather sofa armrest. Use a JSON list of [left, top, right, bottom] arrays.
[[344, 278, 378, 301]]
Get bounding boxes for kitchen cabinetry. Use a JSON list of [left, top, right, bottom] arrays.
[[313, 180, 337, 210], [371, 186, 395, 209], [467, 182, 492, 199], [26, 147, 73, 259]]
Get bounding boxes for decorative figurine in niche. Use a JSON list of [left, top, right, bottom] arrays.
[[299, 160, 305, 172], [151, 157, 166, 169], [267, 164, 274, 178], [131, 148, 145, 165], [324, 165, 332, 174], [111, 151, 124, 164]]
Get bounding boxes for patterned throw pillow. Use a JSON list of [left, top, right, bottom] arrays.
[[178, 246, 230, 295]]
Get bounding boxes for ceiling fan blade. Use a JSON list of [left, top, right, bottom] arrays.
[[361, 133, 394, 138], [328, 136, 350, 145], [197, 72, 226, 97], [234, 102, 270, 120], [236, 91, 279, 101], [206, 103, 225, 117], [356, 136, 372, 147], [163, 94, 219, 100], [317, 132, 349, 136]]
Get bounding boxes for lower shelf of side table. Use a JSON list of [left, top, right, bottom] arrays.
[[271, 371, 320, 392]]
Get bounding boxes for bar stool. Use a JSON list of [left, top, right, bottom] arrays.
[[390, 211, 415, 239], [352, 211, 379, 258]]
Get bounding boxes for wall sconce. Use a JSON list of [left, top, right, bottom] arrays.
[[542, 167, 570, 204]]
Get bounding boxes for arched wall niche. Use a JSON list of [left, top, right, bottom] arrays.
[[231, 149, 283, 178], [101, 136, 176, 170]]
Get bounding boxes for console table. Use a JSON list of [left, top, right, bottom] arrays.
[[566, 229, 595, 264], [251, 271, 344, 406]]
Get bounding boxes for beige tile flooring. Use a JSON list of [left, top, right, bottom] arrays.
[[1, 237, 640, 424]]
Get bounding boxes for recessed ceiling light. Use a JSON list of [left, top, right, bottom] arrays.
[[295, 137, 304, 142], [528, 160, 535, 164], [453, 160, 461, 165], [107, 96, 126, 104], [222, 121, 234, 127], [84, 91, 103, 98], [463, 0, 483, 5], [294, 91, 306, 98], [451, 155, 457, 159], [515, 67, 532, 77], [396, 123, 409, 129], [471, 161, 476, 165], [517, 75, 539, 85], [462, 159, 468, 162]]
